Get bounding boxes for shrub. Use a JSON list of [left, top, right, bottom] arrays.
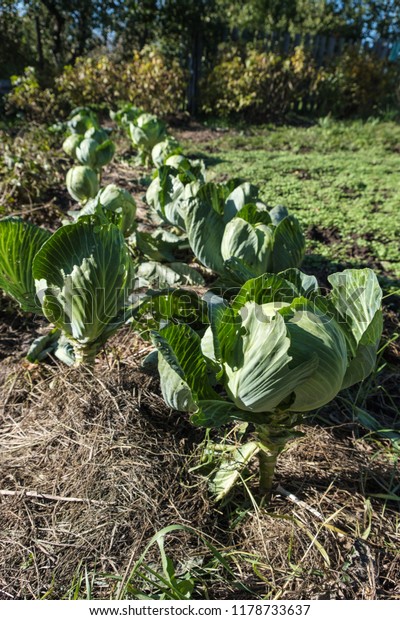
[[201, 45, 318, 121], [5, 67, 58, 120], [201, 44, 400, 120], [6, 50, 188, 121], [317, 48, 400, 117]]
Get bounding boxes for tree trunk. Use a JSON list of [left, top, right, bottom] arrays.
[[35, 15, 44, 69]]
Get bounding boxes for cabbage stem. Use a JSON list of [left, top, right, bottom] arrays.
[[73, 345, 96, 367], [258, 445, 280, 500], [255, 420, 295, 501]]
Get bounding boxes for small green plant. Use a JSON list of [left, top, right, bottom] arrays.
[[129, 113, 168, 166]]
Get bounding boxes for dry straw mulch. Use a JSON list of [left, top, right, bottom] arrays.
[[0, 316, 399, 600]]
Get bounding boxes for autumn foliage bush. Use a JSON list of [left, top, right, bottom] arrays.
[[201, 45, 319, 120], [5, 44, 400, 122], [6, 49, 188, 121], [201, 44, 400, 120]]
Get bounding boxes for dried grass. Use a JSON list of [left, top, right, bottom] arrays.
[[1, 323, 399, 600]]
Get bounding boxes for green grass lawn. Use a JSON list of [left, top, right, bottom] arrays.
[[180, 119, 400, 291]]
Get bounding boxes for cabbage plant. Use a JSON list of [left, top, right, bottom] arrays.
[[152, 268, 383, 499], [62, 134, 83, 158], [181, 182, 305, 282], [66, 166, 99, 204], [63, 128, 110, 160], [110, 104, 143, 128], [151, 137, 182, 168], [33, 218, 135, 366], [129, 113, 167, 166], [71, 184, 137, 237], [0, 218, 51, 313], [67, 108, 99, 134], [75, 137, 115, 171], [146, 156, 206, 229]]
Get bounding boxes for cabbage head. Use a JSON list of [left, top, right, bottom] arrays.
[[66, 166, 99, 203], [75, 137, 115, 170]]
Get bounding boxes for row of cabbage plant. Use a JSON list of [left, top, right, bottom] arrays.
[[0, 105, 384, 501]]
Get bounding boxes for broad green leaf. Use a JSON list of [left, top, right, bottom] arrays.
[[279, 268, 319, 297], [135, 230, 182, 262], [222, 257, 259, 285], [137, 261, 205, 288], [281, 297, 348, 411], [151, 323, 218, 411], [231, 272, 298, 313], [0, 218, 51, 313], [221, 219, 273, 277], [328, 268, 382, 348], [223, 182, 259, 223], [220, 302, 318, 413], [26, 328, 61, 362], [95, 139, 116, 168], [201, 294, 240, 369], [146, 168, 185, 227], [26, 329, 75, 365], [235, 203, 272, 226], [190, 400, 243, 427], [192, 399, 274, 427], [151, 330, 197, 412], [268, 205, 289, 226], [182, 197, 226, 273], [201, 291, 229, 364], [194, 182, 227, 215], [130, 288, 208, 339], [209, 441, 260, 501], [328, 268, 383, 388], [272, 215, 305, 272]]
